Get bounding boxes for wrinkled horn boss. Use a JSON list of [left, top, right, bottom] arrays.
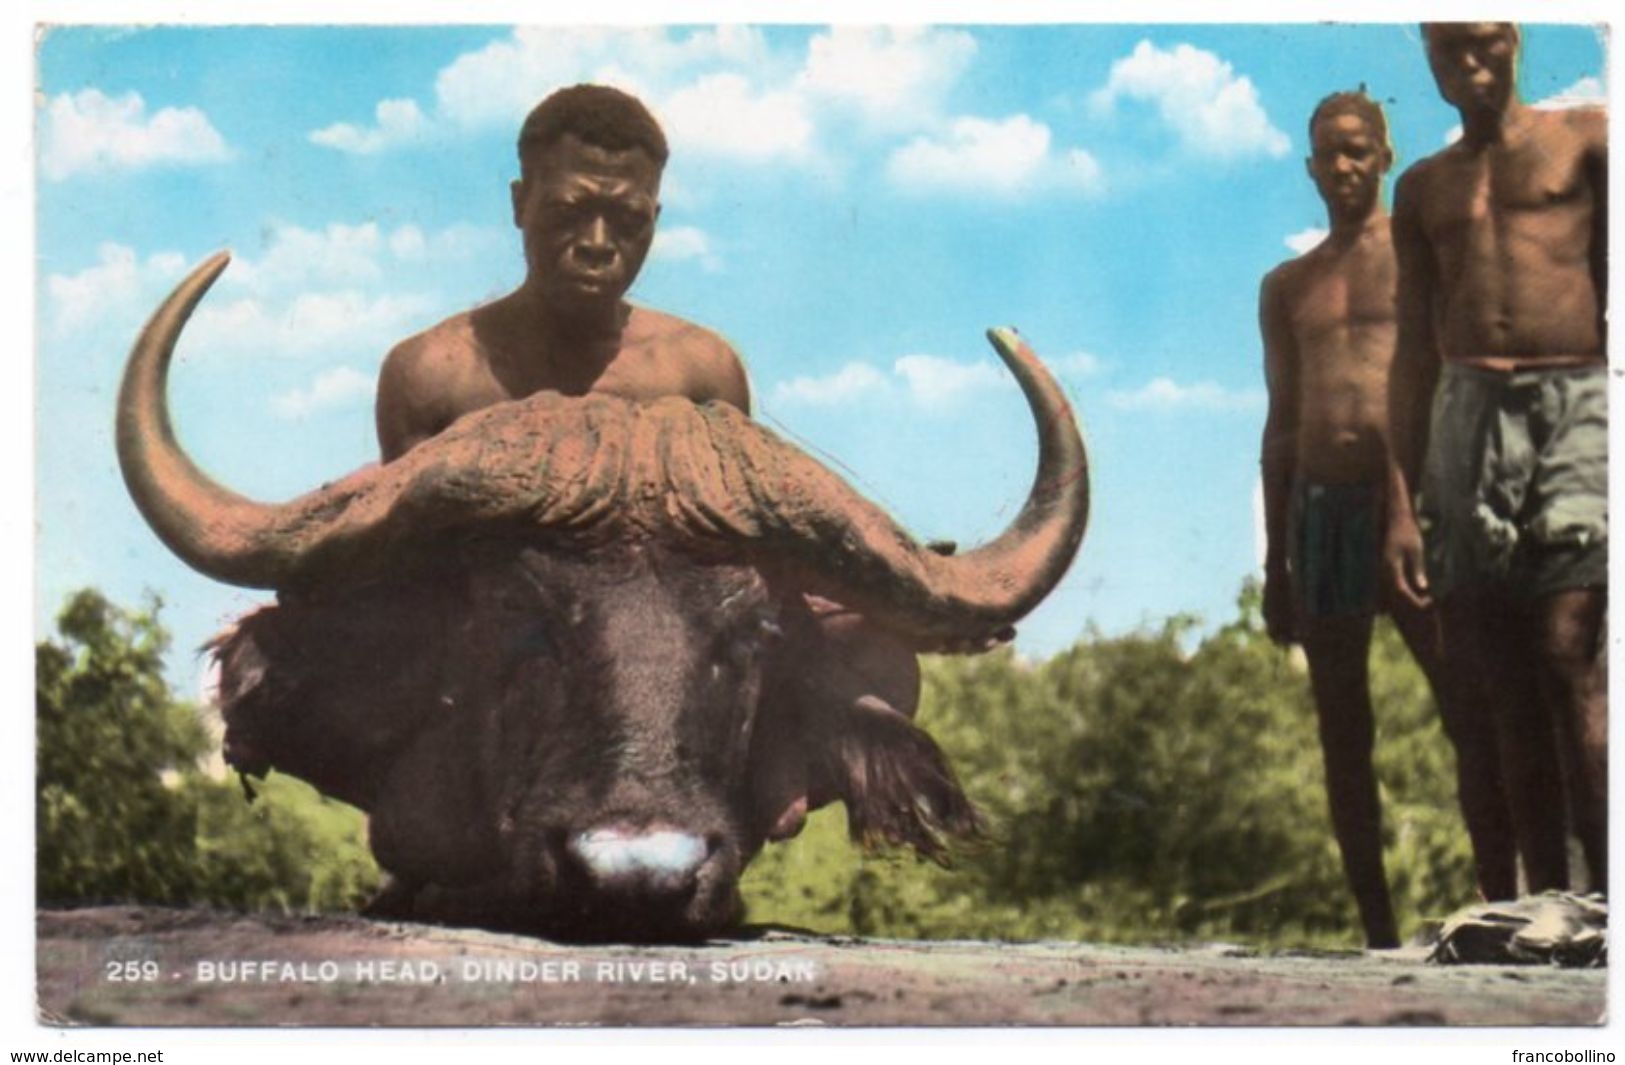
[[117, 253, 1090, 644]]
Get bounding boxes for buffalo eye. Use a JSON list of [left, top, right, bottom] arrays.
[[504, 618, 552, 659], [490, 593, 552, 655]]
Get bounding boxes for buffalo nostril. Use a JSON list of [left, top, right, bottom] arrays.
[[568, 828, 707, 894]]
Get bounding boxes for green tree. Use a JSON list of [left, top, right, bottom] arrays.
[[744, 581, 1478, 947], [36, 589, 379, 911], [37, 590, 211, 904]]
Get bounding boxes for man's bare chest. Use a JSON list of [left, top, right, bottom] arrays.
[[1288, 258, 1396, 341], [1422, 144, 1590, 238], [461, 341, 689, 410]]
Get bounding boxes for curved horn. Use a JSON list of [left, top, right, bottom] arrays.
[[120, 253, 1087, 633], [116, 252, 297, 587], [116, 253, 636, 588], [675, 329, 1090, 646]]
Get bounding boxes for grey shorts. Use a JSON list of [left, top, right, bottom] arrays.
[[1418, 362, 1607, 601]]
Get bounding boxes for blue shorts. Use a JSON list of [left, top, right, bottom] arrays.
[[1290, 479, 1382, 620]]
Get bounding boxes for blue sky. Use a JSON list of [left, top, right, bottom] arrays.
[[33, 22, 1608, 688]]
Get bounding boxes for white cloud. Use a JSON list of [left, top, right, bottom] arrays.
[[1057, 149, 1107, 191], [284, 292, 423, 343], [45, 243, 187, 336], [886, 115, 1104, 197], [420, 223, 511, 263], [270, 367, 377, 419], [220, 221, 504, 294], [183, 296, 264, 343], [892, 353, 1010, 408], [1284, 227, 1326, 255], [1089, 41, 1289, 160], [1106, 377, 1265, 412], [772, 351, 1034, 410], [435, 27, 670, 129], [309, 98, 428, 154], [1537, 75, 1606, 109], [389, 225, 427, 260], [351, 26, 813, 165], [798, 26, 976, 131], [661, 74, 814, 162], [426, 26, 767, 134], [188, 291, 434, 359], [44, 221, 501, 370], [229, 222, 392, 291], [307, 26, 996, 175], [771, 362, 890, 407], [1056, 351, 1105, 377], [649, 225, 721, 271], [41, 88, 232, 180]]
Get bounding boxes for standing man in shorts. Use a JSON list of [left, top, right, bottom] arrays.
[[1385, 24, 1607, 893], [1262, 91, 1516, 947]]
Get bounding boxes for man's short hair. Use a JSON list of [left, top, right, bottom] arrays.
[[1420, 22, 1519, 50], [518, 84, 670, 172], [1308, 89, 1389, 146]]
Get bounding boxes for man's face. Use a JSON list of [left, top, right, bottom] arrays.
[[1307, 111, 1391, 223], [512, 133, 662, 318], [1425, 23, 1519, 119]]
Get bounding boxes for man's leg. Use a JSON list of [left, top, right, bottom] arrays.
[[1387, 599, 1517, 900], [1535, 587, 1607, 892], [1301, 614, 1399, 948], [1440, 591, 1570, 892]]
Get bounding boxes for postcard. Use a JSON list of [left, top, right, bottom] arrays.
[[27, 18, 1610, 1032]]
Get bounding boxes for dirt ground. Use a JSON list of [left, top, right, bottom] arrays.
[[36, 907, 1604, 1028]]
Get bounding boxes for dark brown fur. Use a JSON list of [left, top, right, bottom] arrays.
[[213, 536, 979, 939]]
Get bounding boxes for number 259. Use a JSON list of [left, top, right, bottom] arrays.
[[105, 960, 160, 982]]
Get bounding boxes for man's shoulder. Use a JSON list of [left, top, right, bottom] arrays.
[[624, 305, 750, 410], [381, 311, 483, 382], [1393, 150, 1455, 211], [626, 305, 741, 363], [627, 305, 736, 347], [1398, 148, 1453, 186], [1263, 250, 1315, 300], [1541, 104, 1607, 151]]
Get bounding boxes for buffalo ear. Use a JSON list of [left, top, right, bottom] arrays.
[[209, 585, 452, 811], [814, 695, 983, 864]]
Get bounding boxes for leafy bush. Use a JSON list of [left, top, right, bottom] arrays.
[[36, 590, 379, 912], [743, 583, 1478, 947], [39, 585, 1477, 947]]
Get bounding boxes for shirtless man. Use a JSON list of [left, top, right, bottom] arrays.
[[377, 84, 748, 458], [375, 84, 923, 844], [1262, 92, 1516, 947], [1385, 24, 1607, 893]]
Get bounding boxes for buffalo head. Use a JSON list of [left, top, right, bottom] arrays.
[[116, 252, 1090, 941]]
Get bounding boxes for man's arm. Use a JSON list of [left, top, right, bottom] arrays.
[[689, 330, 752, 416], [1581, 110, 1607, 347], [376, 339, 441, 463], [1259, 265, 1300, 645], [1384, 166, 1442, 607]]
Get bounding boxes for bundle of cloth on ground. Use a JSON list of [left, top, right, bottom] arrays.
[[1428, 892, 1606, 967]]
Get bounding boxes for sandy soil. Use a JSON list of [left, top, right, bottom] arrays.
[[36, 907, 1605, 1028]]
